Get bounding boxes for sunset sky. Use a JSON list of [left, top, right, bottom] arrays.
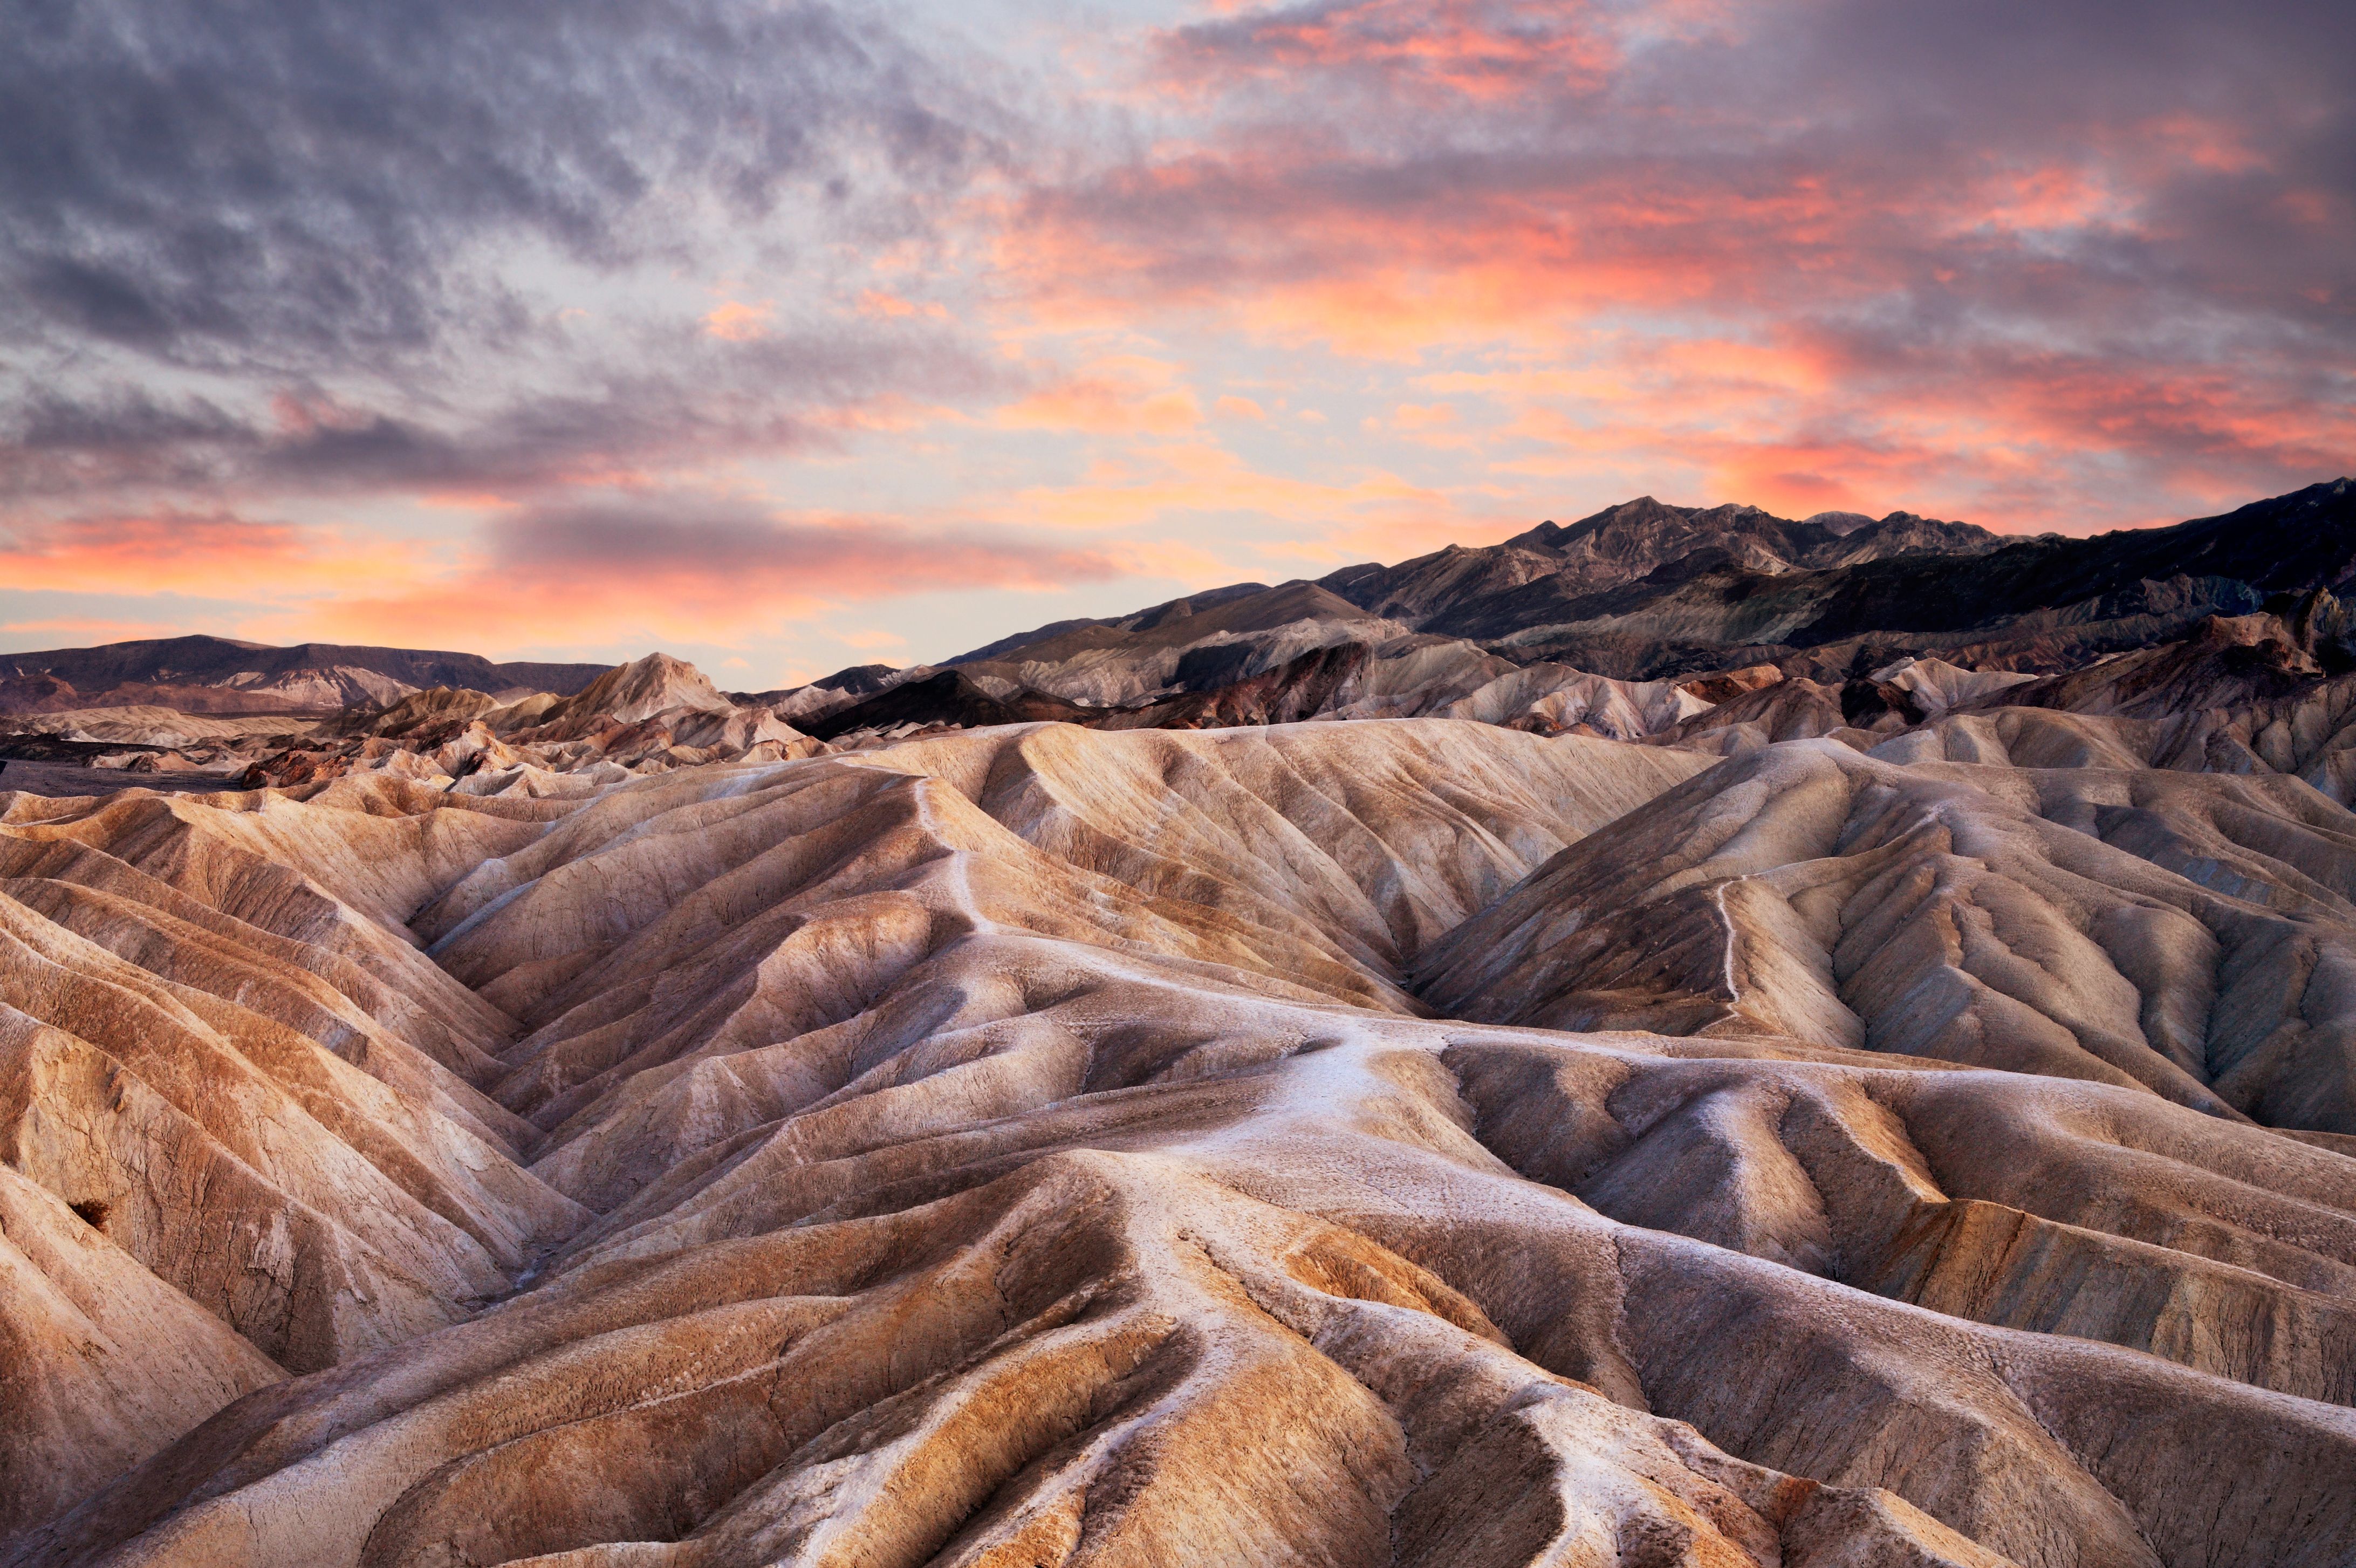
[[3, 0, 2350, 688]]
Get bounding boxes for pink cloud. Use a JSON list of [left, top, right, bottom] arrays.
[[995, 357, 1203, 435], [0, 511, 414, 597], [702, 300, 777, 342]]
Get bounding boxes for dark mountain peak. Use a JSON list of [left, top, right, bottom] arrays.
[[1805, 510, 1878, 536], [1510, 495, 1689, 551], [1523, 497, 1784, 554], [946, 581, 1274, 666], [814, 663, 904, 695], [1129, 597, 1203, 632], [1217, 579, 1372, 629], [1317, 536, 1570, 620], [2008, 476, 2356, 602], [930, 481, 2356, 708], [1799, 510, 2002, 562]]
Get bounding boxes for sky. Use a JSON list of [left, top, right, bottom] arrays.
[[2, 0, 2350, 689]]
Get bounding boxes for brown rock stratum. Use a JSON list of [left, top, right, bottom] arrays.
[[3, 719, 2353, 1566]]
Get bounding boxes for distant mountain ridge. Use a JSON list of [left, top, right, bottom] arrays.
[[0, 634, 612, 715]]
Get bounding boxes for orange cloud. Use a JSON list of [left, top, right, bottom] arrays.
[[985, 436, 1476, 553], [1157, 0, 1621, 103], [803, 393, 968, 435], [1946, 164, 2130, 236], [992, 158, 1856, 359], [856, 290, 950, 320], [2133, 113, 2269, 177], [995, 357, 1203, 435], [702, 299, 776, 341], [0, 512, 416, 599], [0, 615, 203, 646]]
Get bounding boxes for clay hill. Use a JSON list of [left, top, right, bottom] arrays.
[[3, 480, 2356, 1565]]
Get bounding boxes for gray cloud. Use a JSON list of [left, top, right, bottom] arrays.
[[487, 492, 1126, 598], [0, 0, 996, 360], [0, 0, 1015, 501]]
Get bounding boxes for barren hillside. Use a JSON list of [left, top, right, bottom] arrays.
[[4, 716, 2353, 1566]]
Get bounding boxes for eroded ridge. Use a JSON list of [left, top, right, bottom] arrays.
[[4, 720, 2354, 1566], [1418, 739, 2356, 1131]]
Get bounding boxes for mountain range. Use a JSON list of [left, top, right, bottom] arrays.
[[3, 479, 2355, 1566], [936, 478, 2348, 684]]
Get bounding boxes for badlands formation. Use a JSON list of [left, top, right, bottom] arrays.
[[3, 482, 2356, 1565]]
